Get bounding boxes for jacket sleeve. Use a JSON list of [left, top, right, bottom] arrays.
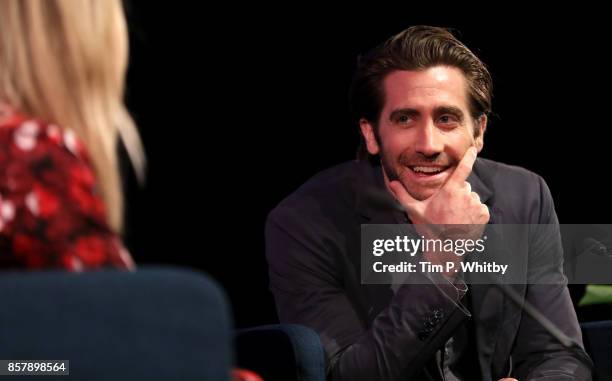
[[511, 175, 592, 380], [265, 207, 470, 381]]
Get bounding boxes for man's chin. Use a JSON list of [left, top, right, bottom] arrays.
[[403, 185, 438, 202], [395, 167, 451, 201]]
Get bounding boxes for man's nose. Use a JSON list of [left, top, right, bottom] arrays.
[[414, 122, 444, 157]]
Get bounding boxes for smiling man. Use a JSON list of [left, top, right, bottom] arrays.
[[363, 67, 485, 202], [265, 26, 591, 380]]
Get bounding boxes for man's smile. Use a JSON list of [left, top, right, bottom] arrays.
[[408, 165, 450, 176]]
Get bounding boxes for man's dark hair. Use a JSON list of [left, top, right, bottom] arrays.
[[349, 25, 493, 159]]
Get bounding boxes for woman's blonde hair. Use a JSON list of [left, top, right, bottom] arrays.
[[0, 0, 145, 233]]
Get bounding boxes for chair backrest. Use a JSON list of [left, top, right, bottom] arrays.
[[0, 267, 232, 381]]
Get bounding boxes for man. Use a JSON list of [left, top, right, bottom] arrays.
[[265, 26, 591, 380]]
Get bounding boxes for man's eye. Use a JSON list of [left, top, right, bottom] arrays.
[[439, 115, 453, 123], [397, 115, 412, 123]]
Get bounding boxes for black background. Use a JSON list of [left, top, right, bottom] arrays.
[[120, 4, 612, 327]]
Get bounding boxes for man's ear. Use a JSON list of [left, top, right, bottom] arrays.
[[474, 114, 487, 153], [359, 118, 380, 155]]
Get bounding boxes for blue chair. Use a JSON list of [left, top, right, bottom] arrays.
[[0, 267, 232, 381], [581, 320, 612, 381], [235, 324, 326, 381]]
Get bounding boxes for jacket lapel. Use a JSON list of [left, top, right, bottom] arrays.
[[467, 165, 511, 379]]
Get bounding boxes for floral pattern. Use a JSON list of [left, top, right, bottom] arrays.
[[0, 112, 133, 270]]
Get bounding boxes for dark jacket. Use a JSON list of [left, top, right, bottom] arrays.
[[265, 158, 591, 381]]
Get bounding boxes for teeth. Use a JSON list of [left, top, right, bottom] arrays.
[[412, 166, 444, 173]]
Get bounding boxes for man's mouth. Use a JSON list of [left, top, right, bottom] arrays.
[[407, 165, 451, 177]]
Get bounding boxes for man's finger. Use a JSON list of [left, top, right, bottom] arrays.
[[471, 191, 480, 203], [388, 180, 421, 215], [447, 147, 477, 186]]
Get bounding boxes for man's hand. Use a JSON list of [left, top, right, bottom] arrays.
[[389, 147, 490, 280], [389, 147, 489, 230]]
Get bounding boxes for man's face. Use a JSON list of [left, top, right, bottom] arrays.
[[360, 66, 486, 201]]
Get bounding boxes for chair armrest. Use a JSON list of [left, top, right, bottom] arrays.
[[581, 320, 612, 381], [235, 324, 325, 381]]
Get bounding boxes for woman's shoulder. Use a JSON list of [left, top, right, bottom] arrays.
[[0, 113, 100, 215], [0, 111, 131, 270]]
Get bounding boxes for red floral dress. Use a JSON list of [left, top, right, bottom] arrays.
[[0, 111, 133, 270]]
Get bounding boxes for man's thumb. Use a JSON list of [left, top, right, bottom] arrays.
[[388, 181, 420, 215]]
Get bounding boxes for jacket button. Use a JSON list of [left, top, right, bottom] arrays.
[[434, 309, 444, 319]]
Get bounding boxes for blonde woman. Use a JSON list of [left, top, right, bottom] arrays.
[[0, 0, 144, 270]]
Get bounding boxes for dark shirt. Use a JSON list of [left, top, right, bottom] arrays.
[[443, 288, 482, 381]]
